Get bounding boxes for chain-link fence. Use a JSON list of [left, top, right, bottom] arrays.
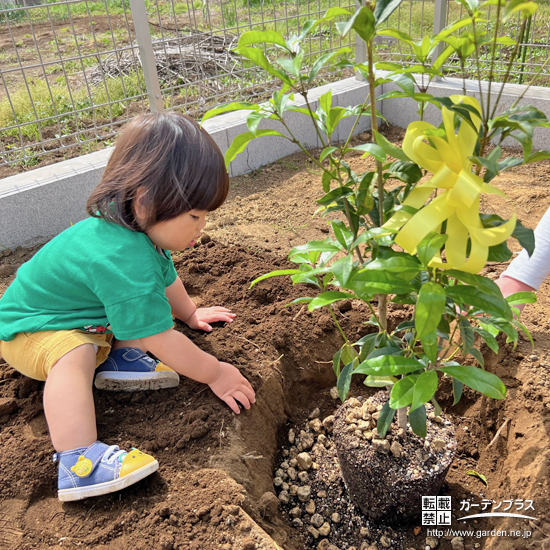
[[1, 0, 549, 172]]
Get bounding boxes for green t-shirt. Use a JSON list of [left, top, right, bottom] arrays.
[[0, 217, 178, 342]]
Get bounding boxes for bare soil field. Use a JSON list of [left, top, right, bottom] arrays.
[[1, 128, 549, 550]]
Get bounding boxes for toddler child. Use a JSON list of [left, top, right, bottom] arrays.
[[0, 112, 255, 502]]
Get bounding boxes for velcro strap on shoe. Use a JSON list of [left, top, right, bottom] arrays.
[[59, 441, 109, 478]]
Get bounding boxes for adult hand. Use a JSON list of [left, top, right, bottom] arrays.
[[185, 306, 236, 332], [496, 276, 535, 315], [208, 362, 256, 414]]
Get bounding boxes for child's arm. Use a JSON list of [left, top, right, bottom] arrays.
[[165, 277, 236, 332], [142, 328, 255, 413]]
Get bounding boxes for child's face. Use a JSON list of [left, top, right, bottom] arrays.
[[145, 210, 208, 251]]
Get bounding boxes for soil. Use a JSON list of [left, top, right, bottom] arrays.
[[1, 127, 550, 550]]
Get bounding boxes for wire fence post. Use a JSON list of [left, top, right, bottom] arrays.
[[433, 0, 448, 82], [129, 0, 164, 113], [355, 0, 367, 80]]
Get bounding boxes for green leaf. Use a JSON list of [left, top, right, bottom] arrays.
[[409, 404, 427, 437], [417, 233, 448, 266], [355, 333, 379, 361], [331, 220, 354, 251], [411, 370, 438, 412], [446, 270, 503, 299], [506, 291, 537, 306], [389, 375, 419, 409], [364, 249, 423, 278], [333, 347, 343, 377], [354, 355, 424, 377], [249, 269, 301, 288], [504, 0, 538, 19], [459, 317, 475, 353], [337, 361, 355, 401], [341, 341, 359, 367], [524, 150, 550, 164], [238, 30, 289, 50], [352, 143, 387, 162], [387, 160, 423, 184], [289, 240, 342, 257], [374, 0, 405, 25], [512, 220, 535, 256], [469, 347, 485, 368], [276, 53, 304, 78], [452, 377, 463, 405], [309, 47, 352, 84], [445, 285, 512, 320], [345, 269, 415, 297], [467, 470, 488, 486], [317, 186, 354, 205], [473, 327, 499, 354], [237, 45, 293, 84], [420, 330, 438, 364], [487, 242, 513, 262], [320, 146, 338, 162], [225, 130, 287, 166], [329, 255, 354, 287], [416, 282, 446, 338], [377, 401, 396, 438], [321, 169, 336, 192], [440, 365, 506, 400], [287, 296, 314, 306], [201, 102, 259, 125], [364, 375, 398, 387], [512, 319, 534, 348], [336, 6, 376, 43], [308, 291, 356, 311], [374, 130, 410, 162], [481, 318, 518, 343]]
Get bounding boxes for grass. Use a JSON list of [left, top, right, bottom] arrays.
[[0, 71, 145, 141]]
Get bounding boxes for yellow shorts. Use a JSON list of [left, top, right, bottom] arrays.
[[0, 331, 114, 381]]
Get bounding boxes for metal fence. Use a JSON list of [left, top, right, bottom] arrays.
[[0, 0, 549, 171], [0, 0, 355, 169]]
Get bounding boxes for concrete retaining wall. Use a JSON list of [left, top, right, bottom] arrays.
[[1, 75, 549, 250]]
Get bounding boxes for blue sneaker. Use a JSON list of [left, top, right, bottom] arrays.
[[94, 347, 179, 392], [54, 441, 158, 502]]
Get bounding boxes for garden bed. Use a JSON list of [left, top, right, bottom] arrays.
[[1, 133, 550, 550]]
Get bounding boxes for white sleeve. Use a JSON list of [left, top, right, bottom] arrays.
[[501, 207, 550, 290]]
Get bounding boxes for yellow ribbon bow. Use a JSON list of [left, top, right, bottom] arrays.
[[383, 95, 516, 274]]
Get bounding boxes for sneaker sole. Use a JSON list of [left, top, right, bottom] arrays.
[[94, 371, 180, 392], [58, 459, 159, 502]]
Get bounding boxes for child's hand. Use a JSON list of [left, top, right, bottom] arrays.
[[208, 362, 255, 414], [185, 307, 236, 332]]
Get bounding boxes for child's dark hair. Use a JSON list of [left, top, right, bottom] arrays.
[[87, 112, 229, 230]]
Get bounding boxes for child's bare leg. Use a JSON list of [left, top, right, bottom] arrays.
[[112, 338, 146, 351], [43, 343, 159, 502], [43, 344, 97, 452]]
